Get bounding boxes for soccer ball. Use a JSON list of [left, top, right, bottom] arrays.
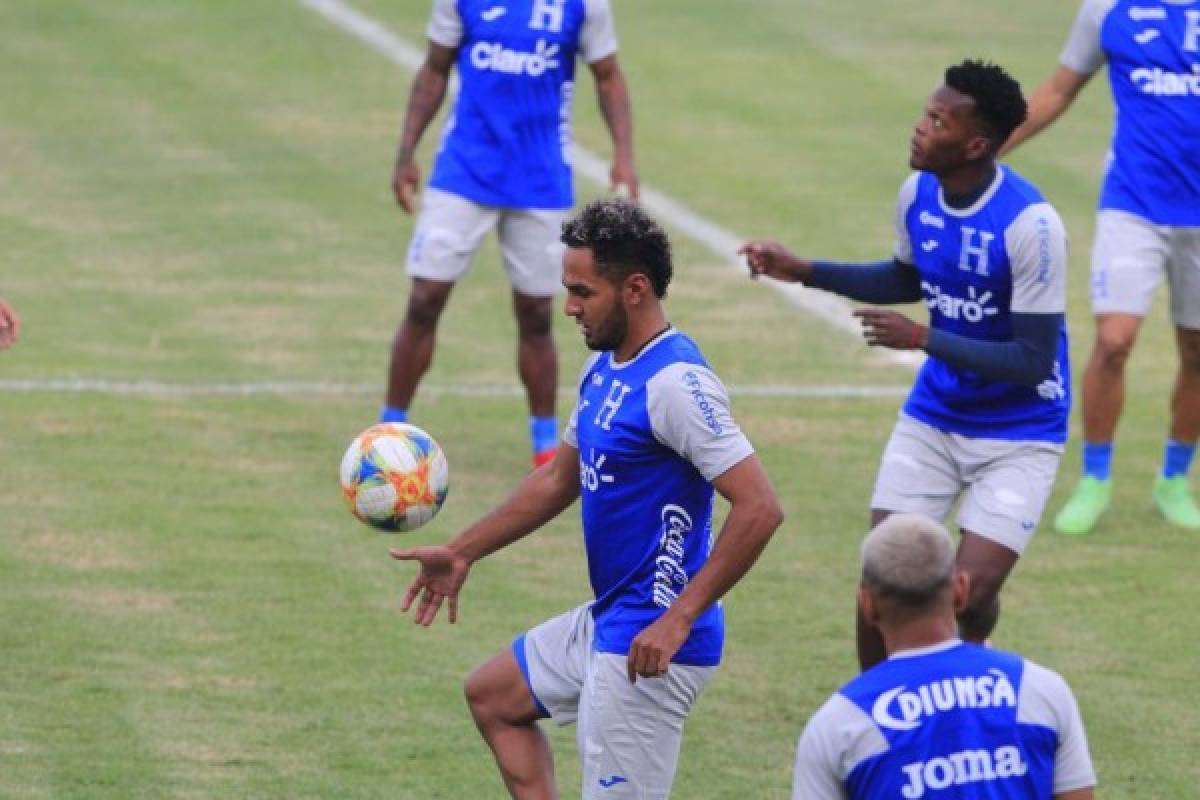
[[339, 423, 449, 532]]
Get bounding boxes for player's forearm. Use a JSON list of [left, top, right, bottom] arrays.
[[667, 494, 783, 624], [595, 67, 634, 165], [396, 64, 450, 165], [809, 260, 923, 304], [448, 466, 579, 564], [925, 312, 1062, 386]]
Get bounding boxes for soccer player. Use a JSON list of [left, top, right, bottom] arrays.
[[384, 0, 637, 467], [792, 514, 1097, 799], [0, 297, 18, 351], [1002, 0, 1200, 533], [390, 200, 783, 799], [742, 60, 1069, 669]]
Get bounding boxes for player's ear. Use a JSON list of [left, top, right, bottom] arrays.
[[965, 133, 992, 162], [951, 570, 970, 614], [857, 585, 879, 626], [624, 272, 651, 305]]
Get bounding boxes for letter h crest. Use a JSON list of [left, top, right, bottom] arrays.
[[958, 226, 994, 277], [529, 0, 566, 32]]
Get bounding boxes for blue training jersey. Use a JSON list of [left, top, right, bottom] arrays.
[[895, 167, 1071, 443], [424, 0, 618, 209], [793, 641, 1097, 799], [563, 330, 754, 667], [1061, 0, 1200, 225]]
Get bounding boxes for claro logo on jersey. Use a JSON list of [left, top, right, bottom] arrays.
[[921, 282, 998, 323], [470, 39, 561, 77], [653, 504, 692, 608], [871, 668, 1018, 732], [1130, 64, 1200, 97]]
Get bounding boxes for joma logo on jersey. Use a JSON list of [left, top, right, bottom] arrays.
[[871, 668, 1017, 731], [470, 39, 560, 77], [899, 746, 1029, 799], [921, 282, 998, 323]]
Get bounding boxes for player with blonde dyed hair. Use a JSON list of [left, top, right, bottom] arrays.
[[794, 514, 1097, 800]]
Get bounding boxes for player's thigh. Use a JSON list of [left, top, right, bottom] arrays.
[[1165, 226, 1200, 329], [497, 207, 567, 298], [406, 188, 497, 283], [577, 654, 713, 800], [514, 603, 593, 724], [1090, 210, 1170, 317], [956, 439, 1063, 555], [870, 415, 962, 521]]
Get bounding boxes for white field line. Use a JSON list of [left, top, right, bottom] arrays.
[[299, 0, 920, 369], [0, 378, 907, 399]]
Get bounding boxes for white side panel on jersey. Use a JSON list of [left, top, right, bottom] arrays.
[[1060, 0, 1116, 75], [645, 363, 754, 482], [1006, 202, 1069, 314], [426, 0, 463, 48], [893, 173, 920, 265], [562, 352, 603, 449], [793, 693, 886, 800], [580, 0, 618, 63], [1016, 661, 1098, 794]]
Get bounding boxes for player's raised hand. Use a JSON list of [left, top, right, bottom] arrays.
[[610, 159, 639, 202], [626, 610, 693, 683], [0, 297, 19, 352], [738, 241, 812, 284], [854, 308, 928, 351], [392, 160, 421, 214], [390, 545, 471, 626]]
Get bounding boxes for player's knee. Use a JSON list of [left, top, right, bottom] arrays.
[[1093, 331, 1135, 371], [513, 295, 554, 339], [463, 667, 496, 721], [1178, 334, 1200, 375], [404, 288, 451, 329]]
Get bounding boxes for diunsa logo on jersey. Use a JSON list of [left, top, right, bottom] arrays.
[[470, 39, 561, 77], [870, 669, 1018, 731]]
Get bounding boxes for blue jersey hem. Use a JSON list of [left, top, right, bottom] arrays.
[[901, 405, 1068, 445]]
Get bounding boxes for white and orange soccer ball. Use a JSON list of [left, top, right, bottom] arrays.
[[339, 423, 449, 532]]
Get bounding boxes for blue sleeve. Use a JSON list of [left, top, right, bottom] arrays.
[[808, 260, 922, 304], [925, 312, 1062, 386]]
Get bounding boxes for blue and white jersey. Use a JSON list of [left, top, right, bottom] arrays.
[[793, 641, 1097, 800], [425, 0, 618, 209], [894, 167, 1071, 443], [562, 329, 754, 667], [1060, 0, 1200, 225]]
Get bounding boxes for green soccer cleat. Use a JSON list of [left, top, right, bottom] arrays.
[[1152, 476, 1200, 529], [1053, 477, 1112, 536]]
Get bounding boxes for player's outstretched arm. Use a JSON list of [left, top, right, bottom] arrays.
[[392, 41, 456, 213], [1000, 66, 1091, 156], [589, 55, 638, 200], [390, 444, 581, 626], [740, 241, 814, 283], [626, 455, 783, 681]]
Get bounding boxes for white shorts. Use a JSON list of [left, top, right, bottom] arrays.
[[1090, 209, 1200, 328], [869, 415, 1063, 555], [406, 187, 567, 297], [514, 604, 715, 800]]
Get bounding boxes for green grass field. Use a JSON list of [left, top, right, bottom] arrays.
[[2, 1, 1197, 797]]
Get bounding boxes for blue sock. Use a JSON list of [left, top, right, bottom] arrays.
[[1082, 441, 1113, 481], [380, 405, 408, 424], [530, 415, 557, 455], [1162, 439, 1196, 479]]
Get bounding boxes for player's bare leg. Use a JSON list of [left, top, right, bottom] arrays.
[[953, 532, 1018, 643], [856, 509, 892, 670], [386, 278, 456, 410], [464, 649, 558, 800], [1055, 313, 1142, 534], [513, 290, 558, 465], [1153, 326, 1200, 527]]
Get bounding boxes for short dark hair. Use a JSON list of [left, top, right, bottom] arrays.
[[944, 59, 1028, 148], [560, 200, 673, 298]]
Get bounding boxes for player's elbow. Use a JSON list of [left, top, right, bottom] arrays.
[[753, 494, 785, 540], [1017, 348, 1058, 387]]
